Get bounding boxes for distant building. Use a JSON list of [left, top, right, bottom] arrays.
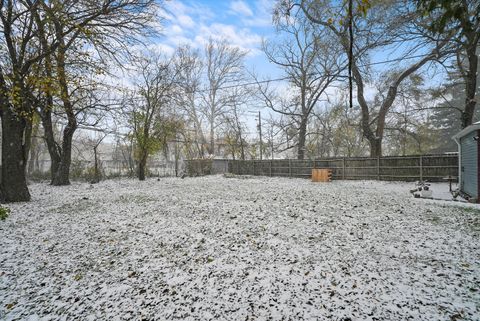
[[453, 122, 480, 202]]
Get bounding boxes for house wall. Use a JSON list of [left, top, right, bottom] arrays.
[[460, 130, 478, 198]]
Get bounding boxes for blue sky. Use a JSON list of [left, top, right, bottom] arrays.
[[156, 0, 449, 85], [152, 0, 448, 136], [155, 0, 285, 135], [155, 0, 442, 98], [157, 0, 282, 78]]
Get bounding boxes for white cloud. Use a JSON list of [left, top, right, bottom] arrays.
[[156, 1, 268, 59], [177, 14, 195, 29], [168, 35, 196, 47], [230, 0, 253, 17], [170, 24, 183, 35], [149, 43, 176, 56], [194, 23, 262, 55], [242, 0, 274, 27], [164, 1, 214, 26]]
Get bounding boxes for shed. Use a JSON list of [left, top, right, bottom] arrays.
[[453, 121, 480, 202]]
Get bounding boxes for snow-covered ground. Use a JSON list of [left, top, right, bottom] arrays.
[[1, 176, 479, 321]]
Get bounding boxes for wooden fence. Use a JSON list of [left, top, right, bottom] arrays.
[[226, 154, 458, 182]]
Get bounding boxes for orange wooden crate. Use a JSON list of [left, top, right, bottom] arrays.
[[311, 169, 332, 182]]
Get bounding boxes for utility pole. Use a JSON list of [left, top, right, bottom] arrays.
[[174, 132, 179, 177], [258, 111, 263, 160], [248, 110, 263, 160], [271, 130, 274, 160]]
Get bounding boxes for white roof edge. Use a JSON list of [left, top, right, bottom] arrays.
[[453, 122, 480, 141]]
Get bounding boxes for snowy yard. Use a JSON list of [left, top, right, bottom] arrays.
[[1, 176, 479, 321]]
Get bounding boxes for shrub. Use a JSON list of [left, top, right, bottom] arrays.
[[0, 206, 10, 220], [70, 160, 85, 180], [83, 166, 103, 183], [186, 159, 212, 176], [28, 170, 51, 182]]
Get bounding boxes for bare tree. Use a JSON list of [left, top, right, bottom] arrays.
[[259, 13, 343, 159], [27, 118, 44, 176], [91, 134, 108, 184], [220, 85, 251, 160], [201, 39, 247, 156], [293, 0, 454, 157], [174, 45, 208, 158], [113, 134, 136, 177]]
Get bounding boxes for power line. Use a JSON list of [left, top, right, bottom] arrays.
[[100, 52, 439, 103]]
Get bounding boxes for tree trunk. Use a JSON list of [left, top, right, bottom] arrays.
[[297, 118, 307, 160], [368, 137, 382, 158], [1, 108, 31, 202], [138, 152, 147, 181], [461, 43, 478, 128], [39, 110, 61, 182], [27, 121, 40, 175], [138, 155, 147, 181], [51, 124, 75, 186], [50, 34, 76, 186], [209, 121, 215, 156], [92, 145, 100, 183]]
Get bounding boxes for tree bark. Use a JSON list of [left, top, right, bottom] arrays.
[[27, 121, 40, 175], [39, 109, 62, 182], [461, 43, 478, 128], [51, 123, 75, 186], [209, 120, 215, 156], [138, 153, 148, 181], [297, 118, 308, 160], [1, 108, 31, 202], [92, 145, 100, 183], [369, 138, 382, 158], [50, 35, 77, 186]]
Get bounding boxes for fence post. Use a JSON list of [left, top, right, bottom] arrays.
[[419, 156, 423, 181], [289, 159, 292, 178], [342, 157, 346, 180], [377, 156, 380, 180]]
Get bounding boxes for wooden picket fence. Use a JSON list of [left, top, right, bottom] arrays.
[[225, 154, 458, 182]]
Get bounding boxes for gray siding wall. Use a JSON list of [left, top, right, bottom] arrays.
[[460, 130, 478, 197]]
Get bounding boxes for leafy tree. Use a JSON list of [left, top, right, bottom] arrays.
[[0, 0, 159, 201], [33, 0, 159, 186], [418, 0, 480, 128], [128, 54, 180, 180], [429, 62, 480, 152]]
